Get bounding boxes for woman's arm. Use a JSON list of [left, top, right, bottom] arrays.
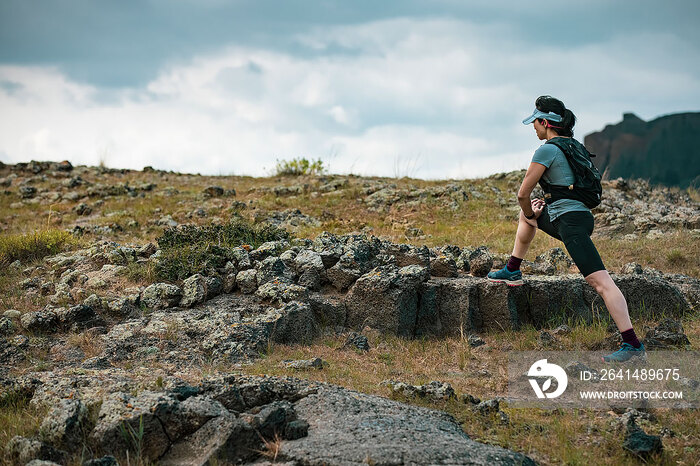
[[517, 162, 547, 217]]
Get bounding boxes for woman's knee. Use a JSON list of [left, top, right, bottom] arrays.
[[585, 270, 618, 295]]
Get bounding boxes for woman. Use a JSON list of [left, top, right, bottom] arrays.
[[487, 95, 645, 363]]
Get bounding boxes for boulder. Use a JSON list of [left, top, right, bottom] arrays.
[[180, 274, 208, 308], [236, 269, 258, 294], [430, 255, 458, 277], [294, 249, 326, 290], [90, 391, 228, 462], [6, 436, 67, 465], [141, 283, 183, 310], [255, 280, 309, 304], [20, 310, 59, 333], [468, 246, 493, 277], [39, 399, 88, 451], [256, 256, 296, 287], [279, 383, 535, 465], [643, 318, 691, 349], [345, 264, 430, 337]]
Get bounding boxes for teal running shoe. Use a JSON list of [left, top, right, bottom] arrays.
[[601, 342, 646, 363], [487, 266, 524, 286]]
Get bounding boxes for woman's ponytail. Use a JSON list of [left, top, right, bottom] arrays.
[[560, 108, 576, 137]]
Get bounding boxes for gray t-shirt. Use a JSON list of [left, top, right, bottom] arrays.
[[531, 142, 590, 221]]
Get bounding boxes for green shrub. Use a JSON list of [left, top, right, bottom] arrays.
[[0, 229, 75, 266], [274, 157, 325, 176], [154, 218, 291, 281]]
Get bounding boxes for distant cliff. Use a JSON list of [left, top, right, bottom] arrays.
[[584, 112, 700, 188]]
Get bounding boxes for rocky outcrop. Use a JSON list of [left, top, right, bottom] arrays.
[[10, 373, 535, 465], [585, 111, 700, 188]]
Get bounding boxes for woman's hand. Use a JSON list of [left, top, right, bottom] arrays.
[[523, 198, 545, 227], [531, 198, 545, 218]]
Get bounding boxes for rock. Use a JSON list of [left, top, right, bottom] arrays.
[[158, 413, 260, 465], [0, 317, 15, 335], [326, 237, 382, 291], [205, 276, 223, 298], [430, 255, 458, 277], [203, 186, 224, 197], [467, 334, 485, 347], [6, 436, 67, 465], [242, 400, 301, 440], [280, 358, 324, 370], [20, 310, 59, 333], [267, 301, 319, 345], [157, 215, 178, 227], [468, 246, 493, 277], [622, 417, 663, 459], [643, 318, 691, 349], [256, 256, 296, 287], [473, 398, 500, 415], [538, 330, 559, 348], [73, 203, 92, 216], [621, 262, 644, 274], [82, 456, 119, 466], [284, 419, 310, 440], [180, 274, 208, 308], [294, 249, 326, 290], [231, 247, 252, 270], [20, 185, 37, 198], [39, 399, 88, 451], [236, 269, 258, 294], [90, 391, 228, 462], [341, 332, 370, 352], [255, 280, 308, 304], [382, 380, 456, 402], [461, 393, 481, 405], [552, 324, 572, 335], [381, 243, 431, 268], [141, 283, 183, 310], [281, 383, 535, 465], [138, 242, 158, 257], [3, 309, 21, 319], [345, 264, 430, 337], [535, 247, 573, 273], [56, 304, 104, 331]]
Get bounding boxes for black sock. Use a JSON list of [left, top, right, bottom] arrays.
[[506, 256, 523, 272], [620, 327, 641, 348]]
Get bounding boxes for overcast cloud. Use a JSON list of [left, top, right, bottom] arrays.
[[1, 1, 699, 178]]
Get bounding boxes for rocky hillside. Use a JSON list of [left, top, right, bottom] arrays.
[[0, 160, 699, 465], [584, 112, 700, 188]]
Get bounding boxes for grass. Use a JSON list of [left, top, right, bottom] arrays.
[[0, 390, 48, 464], [0, 228, 76, 267], [274, 157, 325, 176], [154, 218, 291, 282]]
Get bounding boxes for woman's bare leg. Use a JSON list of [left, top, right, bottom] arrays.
[[511, 211, 537, 259], [585, 269, 633, 331]]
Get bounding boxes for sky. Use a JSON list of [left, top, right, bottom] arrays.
[[1, 0, 699, 179]]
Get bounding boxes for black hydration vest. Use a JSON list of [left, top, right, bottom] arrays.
[[539, 137, 603, 209]]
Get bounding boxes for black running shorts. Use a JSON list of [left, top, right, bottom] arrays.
[[536, 206, 606, 277]]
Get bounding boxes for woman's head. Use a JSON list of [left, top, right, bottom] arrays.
[[534, 95, 576, 137]]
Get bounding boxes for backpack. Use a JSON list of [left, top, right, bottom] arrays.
[[539, 137, 603, 209]]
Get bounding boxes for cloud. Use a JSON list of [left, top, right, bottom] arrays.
[[0, 18, 698, 178]]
